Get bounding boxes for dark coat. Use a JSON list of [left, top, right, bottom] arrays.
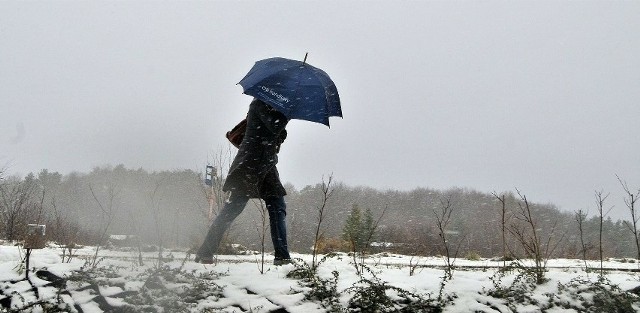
[[223, 99, 288, 198]]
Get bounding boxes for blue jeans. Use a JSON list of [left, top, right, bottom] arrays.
[[197, 193, 291, 260], [265, 196, 291, 260]]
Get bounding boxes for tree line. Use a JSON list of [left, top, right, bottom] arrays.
[[0, 165, 638, 259]]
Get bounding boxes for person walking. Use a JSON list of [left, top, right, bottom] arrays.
[[195, 98, 292, 265]]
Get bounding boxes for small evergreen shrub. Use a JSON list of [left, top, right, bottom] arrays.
[[549, 276, 640, 312], [347, 265, 452, 312], [287, 256, 342, 312], [483, 264, 539, 311]]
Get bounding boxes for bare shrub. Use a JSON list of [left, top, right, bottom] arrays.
[[508, 189, 566, 284], [49, 198, 81, 262]]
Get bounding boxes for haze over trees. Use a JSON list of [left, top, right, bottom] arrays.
[[0, 164, 638, 259]]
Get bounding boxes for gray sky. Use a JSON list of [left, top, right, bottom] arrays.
[[1, 1, 639, 219]]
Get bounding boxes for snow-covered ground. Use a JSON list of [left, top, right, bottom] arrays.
[[1, 245, 639, 312]]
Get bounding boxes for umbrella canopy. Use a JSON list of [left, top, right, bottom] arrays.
[[238, 57, 342, 127]]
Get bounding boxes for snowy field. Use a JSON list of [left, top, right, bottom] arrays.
[[1, 245, 640, 312]]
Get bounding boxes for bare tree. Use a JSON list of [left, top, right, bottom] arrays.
[[433, 195, 464, 280], [149, 178, 166, 268], [251, 199, 268, 274], [191, 148, 234, 254], [594, 190, 612, 278], [0, 175, 38, 241], [574, 209, 591, 272], [126, 208, 145, 266], [492, 192, 509, 268], [89, 185, 118, 268], [617, 175, 640, 259], [205, 146, 234, 220], [312, 175, 334, 271], [50, 198, 80, 263]]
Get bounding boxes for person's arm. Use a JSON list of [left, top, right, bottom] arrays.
[[256, 101, 288, 135]]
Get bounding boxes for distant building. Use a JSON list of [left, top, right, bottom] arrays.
[[108, 234, 137, 247]]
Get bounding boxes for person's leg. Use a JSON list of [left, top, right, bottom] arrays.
[[197, 193, 249, 260], [264, 196, 291, 262]]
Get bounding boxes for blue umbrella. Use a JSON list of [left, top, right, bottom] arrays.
[[238, 57, 342, 127]]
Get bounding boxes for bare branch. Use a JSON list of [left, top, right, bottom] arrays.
[[312, 174, 334, 271], [616, 175, 640, 259]]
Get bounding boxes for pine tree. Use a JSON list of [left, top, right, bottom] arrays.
[[343, 204, 363, 251], [362, 207, 375, 248], [343, 205, 378, 253]]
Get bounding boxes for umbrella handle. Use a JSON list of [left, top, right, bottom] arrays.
[[303, 52, 308, 64]]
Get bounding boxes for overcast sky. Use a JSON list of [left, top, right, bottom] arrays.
[[1, 1, 638, 219]]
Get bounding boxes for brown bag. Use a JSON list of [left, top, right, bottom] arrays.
[[226, 118, 247, 148]]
